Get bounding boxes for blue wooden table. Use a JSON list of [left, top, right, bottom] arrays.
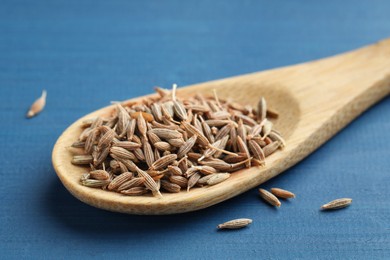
[[0, 1, 389, 259]]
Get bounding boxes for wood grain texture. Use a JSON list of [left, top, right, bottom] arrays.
[[52, 39, 390, 215]]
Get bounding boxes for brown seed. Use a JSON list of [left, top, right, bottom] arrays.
[[151, 154, 177, 170], [173, 100, 188, 120], [154, 141, 172, 151], [268, 131, 286, 148], [263, 141, 280, 157], [207, 173, 230, 186], [321, 198, 352, 210], [169, 175, 188, 188], [205, 120, 231, 127], [112, 140, 141, 150], [110, 146, 137, 161], [270, 188, 296, 199], [27, 90, 47, 118], [259, 188, 281, 207], [107, 172, 134, 190], [261, 120, 273, 140], [136, 167, 162, 198], [151, 103, 163, 122], [167, 165, 183, 175], [136, 113, 148, 139], [120, 186, 149, 196], [266, 108, 279, 119], [248, 140, 265, 165], [161, 180, 181, 193], [168, 138, 185, 148], [236, 136, 251, 167], [126, 118, 136, 141], [84, 129, 99, 154], [197, 174, 215, 185], [150, 128, 182, 139], [143, 140, 154, 168], [147, 131, 162, 145], [116, 104, 130, 136], [117, 177, 145, 191], [217, 218, 252, 229], [89, 170, 110, 180], [187, 172, 201, 192], [257, 97, 267, 122], [130, 111, 154, 122], [177, 135, 197, 158], [72, 155, 93, 165], [71, 141, 86, 148], [81, 179, 110, 188], [181, 121, 209, 147]]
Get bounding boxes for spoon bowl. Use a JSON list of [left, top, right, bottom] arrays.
[[52, 39, 390, 214]]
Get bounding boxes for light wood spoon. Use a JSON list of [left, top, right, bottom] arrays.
[[52, 39, 390, 215]]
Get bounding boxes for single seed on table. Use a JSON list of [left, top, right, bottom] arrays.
[[321, 198, 352, 210], [270, 188, 295, 199], [259, 188, 281, 207], [217, 218, 252, 230], [26, 90, 47, 118]]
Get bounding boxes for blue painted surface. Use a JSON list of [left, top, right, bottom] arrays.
[[0, 0, 389, 259]]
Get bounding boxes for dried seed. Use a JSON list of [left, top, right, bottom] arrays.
[[266, 107, 279, 119], [263, 141, 280, 157], [89, 170, 110, 180], [154, 141, 172, 151], [205, 120, 231, 127], [126, 118, 136, 141], [117, 177, 145, 191], [168, 138, 185, 148], [71, 141, 86, 148], [27, 90, 47, 118], [248, 140, 265, 165], [270, 188, 296, 199], [150, 128, 182, 139], [207, 173, 230, 186], [112, 140, 141, 150], [81, 179, 110, 188], [321, 198, 352, 210], [136, 167, 162, 198], [110, 146, 137, 161], [181, 121, 209, 147], [167, 165, 183, 175], [215, 123, 232, 141], [151, 103, 163, 122], [120, 186, 149, 196], [259, 188, 281, 207], [116, 104, 130, 136], [169, 175, 188, 188], [261, 119, 273, 140], [173, 100, 188, 120], [147, 131, 162, 144], [133, 148, 145, 161], [187, 172, 201, 191], [177, 135, 197, 158], [80, 173, 90, 181], [198, 174, 215, 185], [136, 113, 147, 139], [257, 97, 267, 122], [237, 136, 251, 167], [107, 172, 134, 190], [130, 111, 154, 122], [161, 180, 181, 193], [72, 155, 93, 165], [217, 218, 252, 229], [143, 140, 154, 168], [268, 131, 286, 148], [151, 154, 177, 170]]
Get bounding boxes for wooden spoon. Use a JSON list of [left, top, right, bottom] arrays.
[[52, 39, 390, 215]]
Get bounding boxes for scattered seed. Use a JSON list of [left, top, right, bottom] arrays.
[[321, 198, 352, 210], [270, 188, 295, 199], [217, 218, 252, 229], [259, 188, 281, 207], [27, 90, 47, 118]]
